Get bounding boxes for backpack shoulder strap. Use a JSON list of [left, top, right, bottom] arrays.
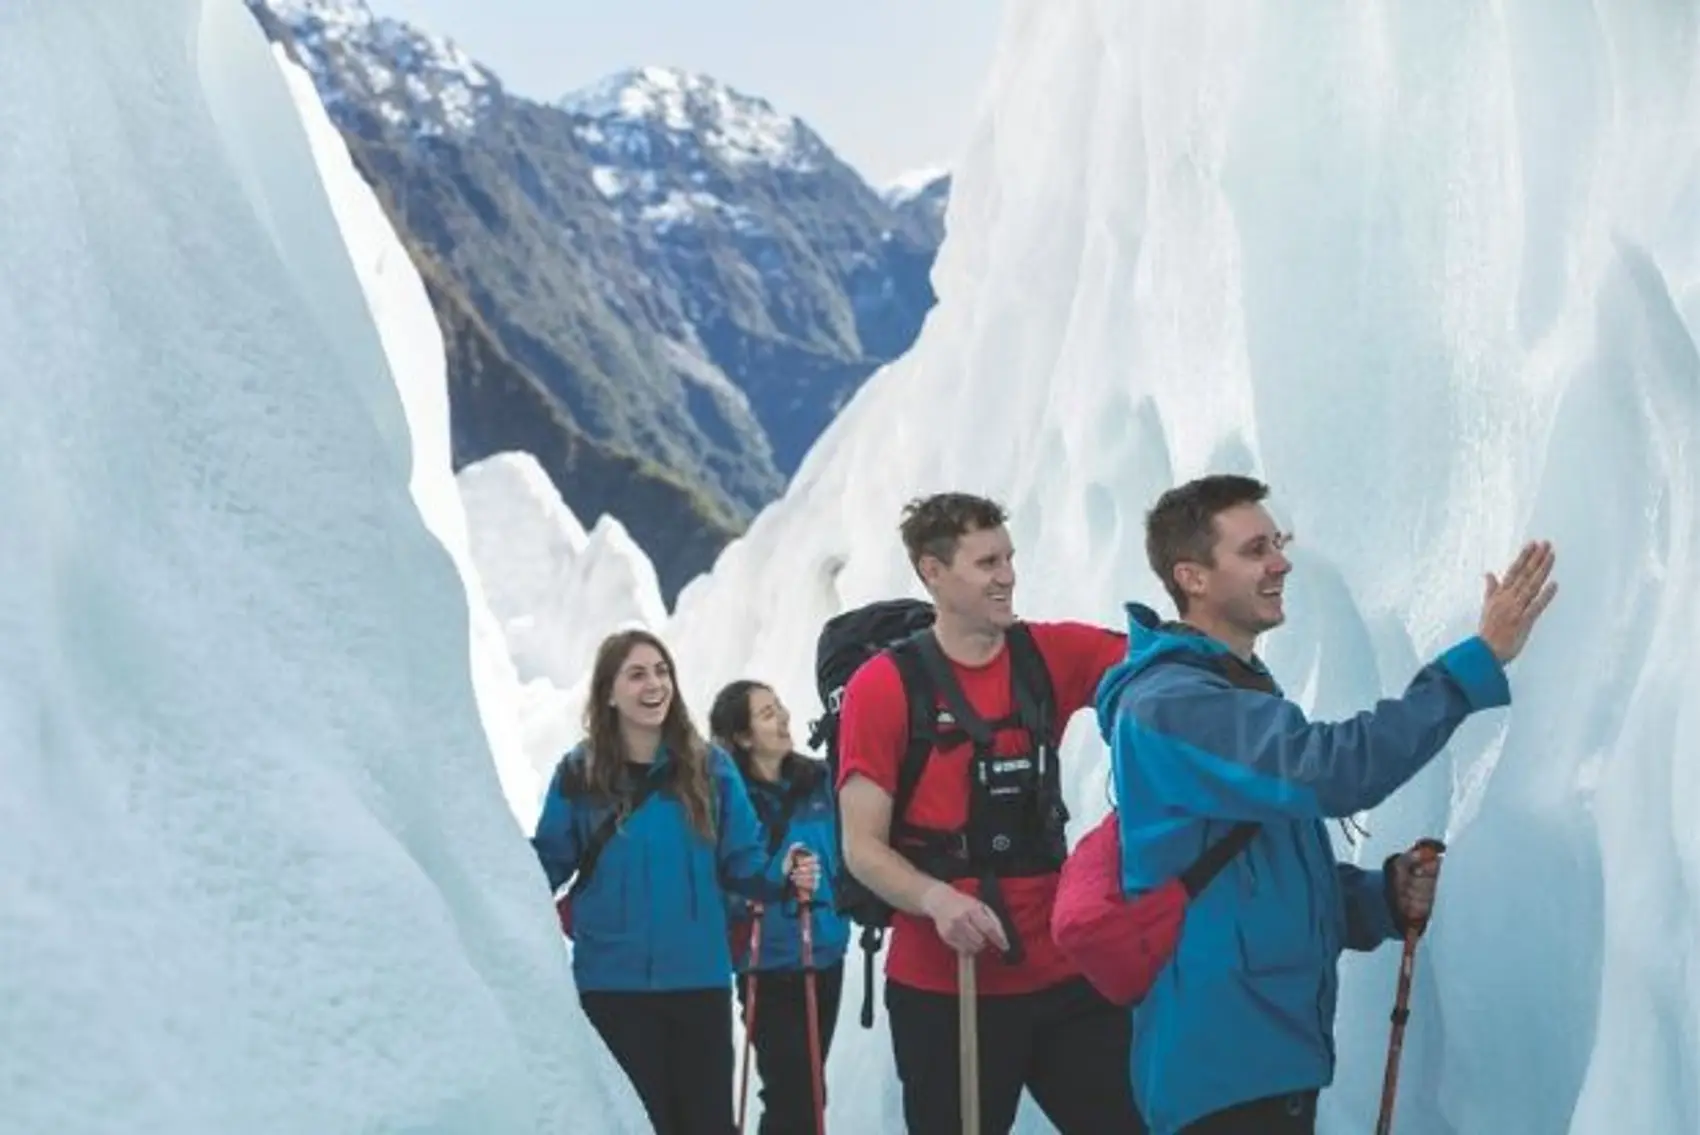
[[911, 632, 996, 748], [1178, 821, 1260, 896], [567, 763, 672, 900], [886, 634, 941, 825], [1003, 621, 1056, 746]]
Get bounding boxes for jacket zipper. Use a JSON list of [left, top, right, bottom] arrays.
[[1303, 822, 1333, 1063]]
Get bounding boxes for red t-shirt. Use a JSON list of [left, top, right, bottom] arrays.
[[834, 620, 1129, 996]]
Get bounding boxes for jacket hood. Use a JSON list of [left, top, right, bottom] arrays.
[[742, 751, 824, 796], [1093, 602, 1250, 741]]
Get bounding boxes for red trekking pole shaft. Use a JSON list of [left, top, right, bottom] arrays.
[[800, 887, 826, 1135], [736, 904, 764, 1135], [1376, 838, 1445, 1135]]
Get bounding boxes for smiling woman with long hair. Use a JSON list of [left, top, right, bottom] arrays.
[[531, 629, 818, 1135]]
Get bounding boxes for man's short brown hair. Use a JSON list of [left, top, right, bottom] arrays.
[[1144, 475, 1270, 612], [899, 492, 1008, 572]]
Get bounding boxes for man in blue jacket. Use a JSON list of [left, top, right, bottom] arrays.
[[1096, 474, 1558, 1134]]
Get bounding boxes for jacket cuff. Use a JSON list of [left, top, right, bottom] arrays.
[[1436, 635, 1511, 711]]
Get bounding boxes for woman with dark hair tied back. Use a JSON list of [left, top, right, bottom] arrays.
[[531, 630, 819, 1135], [709, 679, 850, 1135]]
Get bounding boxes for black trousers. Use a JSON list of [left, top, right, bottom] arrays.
[[885, 975, 1147, 1135], [735, 961, 845, 1135], [580, 987, 735, 1135], [1179, 1090, 1318, 1134]]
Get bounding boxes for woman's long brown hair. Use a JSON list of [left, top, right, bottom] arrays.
[[580, 628, 717, 842]]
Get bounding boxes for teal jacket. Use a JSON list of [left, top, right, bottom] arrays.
[[727, 755, 850, 973], [1095, 604, 1511, 1133], [532, 743, 791, 992]]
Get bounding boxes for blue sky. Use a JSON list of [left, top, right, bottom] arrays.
[[371, 0, 1005, 184]]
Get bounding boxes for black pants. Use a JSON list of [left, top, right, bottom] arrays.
[[580, 987, 735, 1135], [886, 975, 1147, 1135], [1180, 1090, 1318, 1134], [735, 961, 845, 1135]]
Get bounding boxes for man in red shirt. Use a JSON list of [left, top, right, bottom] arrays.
[[837, 492, 1147, 1134]]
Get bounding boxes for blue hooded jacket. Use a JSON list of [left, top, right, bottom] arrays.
[[531, 742, 794, 993], [726, 755, 851, 974], [1094, 604, 1511, 1133]]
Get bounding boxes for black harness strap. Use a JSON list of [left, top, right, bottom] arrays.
[[903, 628, 1065, 965]]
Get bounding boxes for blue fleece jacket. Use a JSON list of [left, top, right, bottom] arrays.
[[726, 755, 851, 974], [1094, 603, 1510, 1134], [531, 743, 793, 993]]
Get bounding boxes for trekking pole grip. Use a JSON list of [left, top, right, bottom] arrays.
[[1411, 837, 1446, 860], [1407, 837, 1446, 937]]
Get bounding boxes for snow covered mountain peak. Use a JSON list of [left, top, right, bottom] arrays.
[[881, 166, 952, 233], [562, 65, 824, 172], [263, 0, 365, 22], [252, 0, 497, 137], [882, 165, 950, 205]]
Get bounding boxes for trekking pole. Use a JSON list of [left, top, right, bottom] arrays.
[[798, 886, 827, 1135], [958, 951, 980, 1135], [736, 904, 764, 1135], [1376, 838, 1446, 1135]]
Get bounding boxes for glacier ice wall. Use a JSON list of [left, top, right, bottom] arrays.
[[456, 451, 671, 808], [456, 451, 667, 690], [268, 46, 543, 832], [635, 2, 1700, 1132], [0, 1, 643, 1131]]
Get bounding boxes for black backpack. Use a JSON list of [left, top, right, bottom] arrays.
[[806, 598, 1060, 1027], [807, 598, 936, 907]]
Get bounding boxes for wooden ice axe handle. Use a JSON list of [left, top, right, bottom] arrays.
[[958, 952, 979, 1135]]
